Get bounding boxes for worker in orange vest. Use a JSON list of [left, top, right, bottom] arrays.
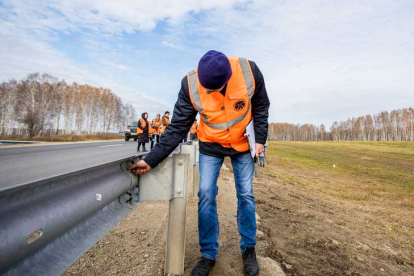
[[151, 114, 162, 149], [160, 111, 170, 135], [129, 50, 270, 276], [190, 120, 198, 141], [136, 112, 152, 152]]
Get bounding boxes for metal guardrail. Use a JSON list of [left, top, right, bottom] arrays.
[[0, 141, 199, 276], [0, 140, 42, 145]]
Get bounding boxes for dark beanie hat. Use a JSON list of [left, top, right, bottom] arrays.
[[197, 50, 232, 90]]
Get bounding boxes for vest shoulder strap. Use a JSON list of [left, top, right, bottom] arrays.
[[187, 69, 203, 113], [238, 57, 254, 99]]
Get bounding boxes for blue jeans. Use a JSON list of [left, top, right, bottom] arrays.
[[259, 156, 265, 165], [198, 152, 256, 260]]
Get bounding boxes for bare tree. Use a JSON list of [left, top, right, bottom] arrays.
[[124, 103, 136, 128], [1, 73, 139, 138], [0, 80, 18, 135], [14, 74, 42, 140], [270, 107, 414, 142]]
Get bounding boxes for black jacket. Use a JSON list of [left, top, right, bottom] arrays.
[[144, 60, 270, 168]]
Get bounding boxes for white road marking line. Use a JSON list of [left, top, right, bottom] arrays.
[[100, 144, 124, 148]]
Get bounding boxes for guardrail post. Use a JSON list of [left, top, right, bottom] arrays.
[[164, 154, 188, 276], [179, 142, 199, 199], [193, 142, 199, 198], [254, 161, 260, 178]]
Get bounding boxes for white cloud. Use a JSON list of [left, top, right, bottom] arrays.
[[99, 59, 131, 72], [162, 40, 183, 50], [1, 0, 414, 127], [0, 0, 180, 116], [0, 0, 249, 118], [164, 0, 414, 126], [0, 16, 170, 116], [1, 0, 247, 35]]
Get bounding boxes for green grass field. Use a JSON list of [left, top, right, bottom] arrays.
[[264, 141, 414, 205]]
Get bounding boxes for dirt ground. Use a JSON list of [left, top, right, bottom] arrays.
[[254, 170, 413, 276], [65, 156, 413, 275]]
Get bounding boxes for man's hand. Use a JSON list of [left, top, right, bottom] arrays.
[[255, 143, 264, 157], [128, 160, 151, 176]]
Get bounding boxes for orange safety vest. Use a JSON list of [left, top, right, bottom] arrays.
[[152, 118, 161, 134], [190, 122, 198, 134], [137, 118, 153, 134], [150, 119, 161, 134], [160, 116, 170, 134], [187, 57, 255, 152]]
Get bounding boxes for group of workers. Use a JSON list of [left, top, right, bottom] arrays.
[[135, 111, 198, 152], [128, 50, 270, 276]]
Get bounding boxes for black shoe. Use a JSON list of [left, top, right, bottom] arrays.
[[137, 147, 140, 152], [142, 148, 148, 152], [191, 257, 215, 276], [242, 247, 259, 276]]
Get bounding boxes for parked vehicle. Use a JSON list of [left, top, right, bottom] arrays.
[[125, 122, 138, 141]]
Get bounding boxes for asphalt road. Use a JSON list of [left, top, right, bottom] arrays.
[[0, 140, 146, 190]]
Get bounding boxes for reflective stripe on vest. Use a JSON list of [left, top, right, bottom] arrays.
[[201, 101, 251, 130], [188, 69, 202, 113], [188, 57, 254, 130], [239, 57, 254, 99]]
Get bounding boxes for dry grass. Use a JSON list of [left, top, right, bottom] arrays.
[[264, 141, 414, 216], [262, 141, 414, 263], [0, 134, 123, 142]]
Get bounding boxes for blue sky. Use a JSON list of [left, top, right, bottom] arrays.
[[1, 0, 414, 127]]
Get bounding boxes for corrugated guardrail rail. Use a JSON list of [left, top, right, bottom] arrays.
[[0, 141, 199, 276]]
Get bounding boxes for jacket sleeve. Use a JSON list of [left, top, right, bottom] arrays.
[[249, 61, 270, 145], [144, 77, 198, 168]]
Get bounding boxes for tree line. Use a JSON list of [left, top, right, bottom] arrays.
[[0, 73, 136, 139], [2, 73, 413, 142], [268, 107, 414, 141]]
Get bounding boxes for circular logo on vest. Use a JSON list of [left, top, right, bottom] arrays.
[[233, 100, 246, 111]]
